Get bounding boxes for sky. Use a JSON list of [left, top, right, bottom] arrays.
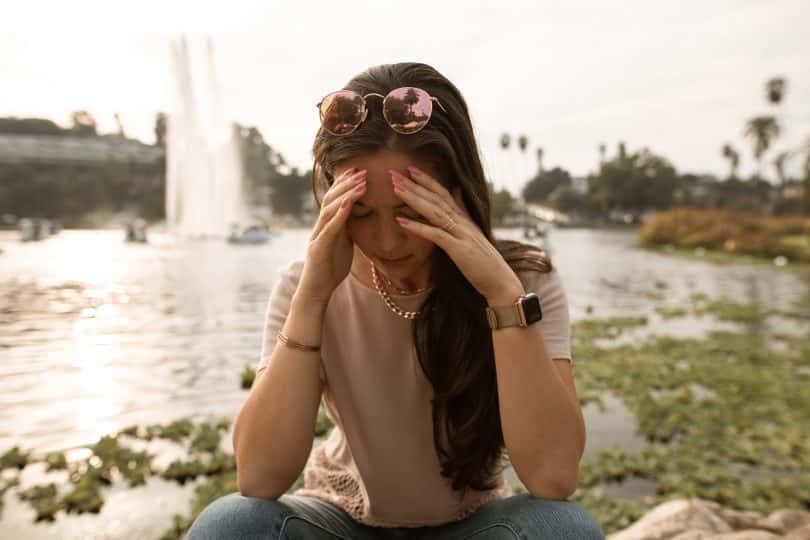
[[2, 0, 809, 193]]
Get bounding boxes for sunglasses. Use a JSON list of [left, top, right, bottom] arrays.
[[316, 86, 447, 136]]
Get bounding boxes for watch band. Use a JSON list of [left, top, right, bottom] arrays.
[[485, 293, 542, 330], [486, 299, 521, 329]]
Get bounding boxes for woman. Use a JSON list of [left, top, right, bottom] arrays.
[[188, 62, 604, 539]]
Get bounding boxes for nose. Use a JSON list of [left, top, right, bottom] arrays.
[[375, 216, 407, 255]]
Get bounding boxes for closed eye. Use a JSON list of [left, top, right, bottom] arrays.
[[351, 211, 420, 220]]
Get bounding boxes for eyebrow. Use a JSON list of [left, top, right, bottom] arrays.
[[355, 201, 409, 209]]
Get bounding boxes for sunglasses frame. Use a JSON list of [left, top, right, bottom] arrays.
[[316, 86, 448, 136]]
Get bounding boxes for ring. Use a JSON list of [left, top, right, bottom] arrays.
[[442, 215, 457, 233]]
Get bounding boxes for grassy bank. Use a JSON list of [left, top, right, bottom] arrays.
[[640, 209, 810, 264]]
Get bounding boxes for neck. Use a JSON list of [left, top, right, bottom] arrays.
[[352, 247, 431, 292]]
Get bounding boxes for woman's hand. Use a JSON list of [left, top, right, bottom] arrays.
[[389, 165, 524, 305], [297, 168, 368, 305]]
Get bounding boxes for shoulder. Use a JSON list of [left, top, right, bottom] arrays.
[[277, 258, 305, 287], [516, 266, 565, 297]]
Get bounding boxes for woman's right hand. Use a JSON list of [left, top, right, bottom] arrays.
[[297, 167, 367, 306]]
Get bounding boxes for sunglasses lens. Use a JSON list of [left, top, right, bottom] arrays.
[[319, 90, 364, 135], [383, 87, 433, 134]]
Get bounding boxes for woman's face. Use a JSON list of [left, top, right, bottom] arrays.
[[334, 149, 441, 277]]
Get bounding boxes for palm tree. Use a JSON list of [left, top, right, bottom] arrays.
[[766, 77, 786, 105], [743, 116, 780, 178], [598, 143, 606, 171], [772, 151, 790, 187], [721, 144, 740, 180], [618, 141, 627, 161], [500, 133, 511, 193], [517, 134, 529, 194]]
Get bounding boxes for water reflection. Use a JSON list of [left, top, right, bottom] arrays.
[[0, 228, 806, 458]]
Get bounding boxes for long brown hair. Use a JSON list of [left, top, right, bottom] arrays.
[[311, 62, 552, 496]]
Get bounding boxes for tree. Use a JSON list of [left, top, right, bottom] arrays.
[[722, 144, 740, 180], [154, 112, 167, 147], [598, 143, 606, 170], [772, 151, 790, 187], [766, 77, 786, 105], [547, 184, 582, 213], [522, 167, 572, 203], [487, 181, 515, 226], [70, 110, 97, 136], [743, 116, 780, 178], [270, 174, 310, 215], [587, 146, 678, 215]]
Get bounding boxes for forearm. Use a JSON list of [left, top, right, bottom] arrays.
[[488, 285, 585, 498], [233, 292, 327, 498]]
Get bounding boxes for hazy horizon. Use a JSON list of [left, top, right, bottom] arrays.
[[2, 0, 809, 190]]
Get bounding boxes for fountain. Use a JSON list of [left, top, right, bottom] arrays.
[[165, 35, 250, 238]]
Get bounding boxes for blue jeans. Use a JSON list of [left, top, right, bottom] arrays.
[[186, 492, 605, 539]]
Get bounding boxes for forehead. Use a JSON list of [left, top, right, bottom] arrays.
[[335, 150, 439, 210]]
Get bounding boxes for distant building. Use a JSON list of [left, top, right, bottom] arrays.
[[0, 134, 164, 165]]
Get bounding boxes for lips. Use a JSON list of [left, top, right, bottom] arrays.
[[379, 255, 410, 263]]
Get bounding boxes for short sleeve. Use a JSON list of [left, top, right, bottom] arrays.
[[517, 268, 572, 363], [256, 259, 327, 383]]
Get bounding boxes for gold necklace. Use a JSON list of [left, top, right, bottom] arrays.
[[377, 270, 430, 295], [370, 263, 423, 320]]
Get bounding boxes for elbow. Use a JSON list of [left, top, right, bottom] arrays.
[[523, 467, 579, 500], [236, 472, 286, 500]]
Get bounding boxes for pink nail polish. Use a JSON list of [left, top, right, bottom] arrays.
[[407, 165, 422, 175]]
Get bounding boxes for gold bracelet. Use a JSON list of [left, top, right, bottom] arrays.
[[277, 331, 321, 352]]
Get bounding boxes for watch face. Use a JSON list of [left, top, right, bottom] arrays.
[[521, 293, 543, 323]]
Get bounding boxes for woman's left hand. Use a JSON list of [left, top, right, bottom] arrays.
[[390, 165, 525, 305]]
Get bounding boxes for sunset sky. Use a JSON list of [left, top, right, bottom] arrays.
[[2, 0, 809, 192]]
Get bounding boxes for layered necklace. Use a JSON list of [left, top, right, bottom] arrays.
[[370, 263, 430, 320]]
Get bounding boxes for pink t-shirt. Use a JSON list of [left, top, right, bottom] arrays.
[[256, 257, 572, 527]]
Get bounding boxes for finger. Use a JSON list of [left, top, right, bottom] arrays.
[[313, 180, 366, 238], [390, 171, 463, 236], [405, 166, 461, 212], [323, 168, 367, 207], [320, 190, 360, 242], [394, 215, 454, 246]]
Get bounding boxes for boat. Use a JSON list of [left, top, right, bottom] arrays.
[[125, 219, 148, 243], [227, 223, 272, 245], [522, 222, 554, 255]]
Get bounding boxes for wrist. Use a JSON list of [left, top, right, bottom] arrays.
[[484, 282, 525, 307], [291, 291, 330, 315]]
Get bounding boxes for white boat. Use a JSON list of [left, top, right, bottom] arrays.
[[522, 222, 554, 255], [227, 223, 272, 245]]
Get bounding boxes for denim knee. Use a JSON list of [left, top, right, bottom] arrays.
[[481, 494, 605, 540], [186, 491, 290, 540]]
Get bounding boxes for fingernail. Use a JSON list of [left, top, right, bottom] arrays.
[[393, 178, 406, 192], [354, 181, 366, 191], [390, 169, 407, 181], [407, 165, 422, 175]]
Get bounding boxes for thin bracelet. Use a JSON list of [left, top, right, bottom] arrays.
[[277, 331, 321, 352]]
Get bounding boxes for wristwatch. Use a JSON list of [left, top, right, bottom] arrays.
[[486, 292, 543, 330]]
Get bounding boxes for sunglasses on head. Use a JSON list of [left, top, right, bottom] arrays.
[[316, 86, 447, 136]]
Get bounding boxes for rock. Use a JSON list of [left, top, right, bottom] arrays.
[[716, 508, 767, 531], [784, 524, 810, 540], [758, 511, 810, 535], [608, 499, 733, 540], [609, 500, 810, 540], [670, 532, 780, 540]]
